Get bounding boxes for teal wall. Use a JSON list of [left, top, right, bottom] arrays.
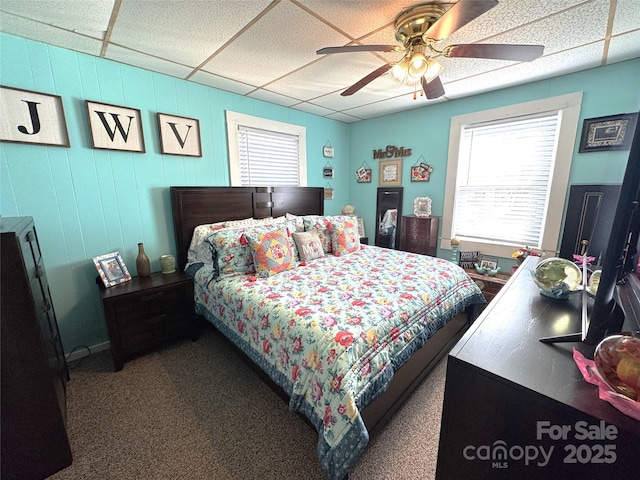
[[2, 31, 639, 354], [348, 59, 640, 264], [0, 33, 349, 353]]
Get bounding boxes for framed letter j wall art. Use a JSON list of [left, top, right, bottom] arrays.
[[157, 112, 202, 157], [86, 100, 145, 153], [0, 86, 70, 147]]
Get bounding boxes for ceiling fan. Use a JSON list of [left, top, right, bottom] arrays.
[[316, 0, 544, 100]]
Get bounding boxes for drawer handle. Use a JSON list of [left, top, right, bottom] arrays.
[[145, 314, 167, 324], [43, 298, 52, 313], [35, 264, 45, 278], [26, 231, 35, 242], [141, 292, 164, 302]]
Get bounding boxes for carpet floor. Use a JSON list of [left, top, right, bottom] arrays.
[[48, 324, 447, 480]]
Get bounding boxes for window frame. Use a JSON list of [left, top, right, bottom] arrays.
[[440, 92, 583, 259], [226, 111, 307, 186]]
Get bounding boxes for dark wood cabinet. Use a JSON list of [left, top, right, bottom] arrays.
[[436, 257, 640, 479], [1, 216, 72, 479], [399, 215, 439, 256], [100, 271, 196, 371]]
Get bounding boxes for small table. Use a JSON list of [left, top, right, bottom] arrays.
[[464, 269, 511, 303], [100, 271, 197, 371]]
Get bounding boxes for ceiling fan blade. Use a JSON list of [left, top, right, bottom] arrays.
[[421, 75, 445, 100], [341, 64, 393, 96], [425, 0, 498, 41], [446, 44, 544, 61], [317, 45, 399, 55]]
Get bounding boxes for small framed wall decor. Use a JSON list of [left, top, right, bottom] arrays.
[[93, 252, 132, 288], [459, 250, 480, 269], [0, 85, 70, 147], [579, 112, 638, 152], [356, 167, 372, 183], [323, 163, 334, 178], [323, 141, 334, 158], [411, 162, 433, 182], [86, 100, 145, 153], [157, 112, 202, 157], [379, 158, 402, 186]]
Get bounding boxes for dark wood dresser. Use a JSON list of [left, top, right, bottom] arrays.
[[436, 256, 640, 479], [1, 216, 72, 478], [399, 215, 439, 256], [100, 271, 196, 371]]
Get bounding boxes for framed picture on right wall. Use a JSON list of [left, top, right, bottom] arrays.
[[579, 112, 638, 152]]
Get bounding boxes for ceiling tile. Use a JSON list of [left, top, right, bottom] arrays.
[[0, 11, 104, 56], [607, 30, 640, 64], [200, 1, 353, 86], [110, 0, 273, 67], [189, 70, 255, 95], [105, 44, 194, 79], [0, 0, 113, 38]]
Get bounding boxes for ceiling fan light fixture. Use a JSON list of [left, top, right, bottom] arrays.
[[423, 58, 443, 83], [408, 52, 428, 78], [390, 58, 410, 84]]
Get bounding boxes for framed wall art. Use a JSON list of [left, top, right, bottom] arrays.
[[86, 100, 145, 153], [0, 85, 70, 147], [578, 112, 638, 152], [411, 162, 433, 182], [379, 158, 402, 186], [459, 250, 480, 269], [157, 112, 202, 157], [93, 252, 131, 288], [356, 167, 371, 183]]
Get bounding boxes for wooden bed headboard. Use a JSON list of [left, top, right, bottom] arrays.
[[170, 186, 325, 269]]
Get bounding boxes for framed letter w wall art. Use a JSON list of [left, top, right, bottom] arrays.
[[0, 86, 70, 147], [157, 113, 202, 157], [86, 100, 145, 153]]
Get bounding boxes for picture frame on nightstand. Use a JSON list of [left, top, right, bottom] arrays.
[[93, 252, 131, 288]]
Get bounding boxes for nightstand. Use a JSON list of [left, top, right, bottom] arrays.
[[464, 269, 511, 303], [100, 271, 196, 371]]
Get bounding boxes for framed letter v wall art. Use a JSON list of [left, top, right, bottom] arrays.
[[0, 85, 70, 147], [157, 112, 202, 157], [86, 100, 145, 153]]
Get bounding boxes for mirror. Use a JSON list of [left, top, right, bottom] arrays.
[[375, 187, 403, 249]]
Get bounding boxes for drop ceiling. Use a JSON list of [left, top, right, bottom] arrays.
[[1, 0, 638, 123]]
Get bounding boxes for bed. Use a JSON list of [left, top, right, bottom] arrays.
[[170, 186, 485, 479]]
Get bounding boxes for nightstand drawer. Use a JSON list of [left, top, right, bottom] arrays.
[[113, 287, 188, 323]]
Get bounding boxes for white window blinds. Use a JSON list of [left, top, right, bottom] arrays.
[[237, 125, 300, 186], [452, 112, 561, 248]]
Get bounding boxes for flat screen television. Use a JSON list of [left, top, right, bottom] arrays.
[[541, 114, 640, 345]]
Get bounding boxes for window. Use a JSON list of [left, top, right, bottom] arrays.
[[226, 111, 306, 186], [441, 92, 583, 259]]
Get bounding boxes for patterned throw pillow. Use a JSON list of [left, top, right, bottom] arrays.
[[206, 227, 254, 277], [243, 228, 296, 277], [303, 216, 353, 254], [330, 219, 360, 256], [292, 231, 325, 262]]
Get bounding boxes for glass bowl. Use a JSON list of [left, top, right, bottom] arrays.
[[594, 334, 640, 402]]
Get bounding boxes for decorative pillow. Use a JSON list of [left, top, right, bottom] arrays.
[[185, 222, 226, 277], [330, 219, 361, 256], [243, 228, 296, 277], [303, 215, 353, 254], [206, 227, 254, 277], [292, 231, 325, 262]]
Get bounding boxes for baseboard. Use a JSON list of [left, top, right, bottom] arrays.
[[66, 341, 111, 362]]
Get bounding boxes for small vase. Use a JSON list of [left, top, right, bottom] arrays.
[[136, 242, 151, 277]]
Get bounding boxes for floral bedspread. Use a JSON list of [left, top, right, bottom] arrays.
[[192, 246, 485, 479]]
